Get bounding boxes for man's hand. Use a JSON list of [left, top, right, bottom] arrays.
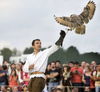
[[60, 30, 66, 38], [29, 64, 34, 70], [55, 30, 66, 46]]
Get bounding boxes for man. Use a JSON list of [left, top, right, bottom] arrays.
[[0, 65, 8, 86], [23, 30, 66, 92], [47, 61, 61, 92], [68, 61, 74, 68], [70, 61, 84, 92]]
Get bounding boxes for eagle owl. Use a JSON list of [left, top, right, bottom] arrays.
[[55, 1, 96, 34]]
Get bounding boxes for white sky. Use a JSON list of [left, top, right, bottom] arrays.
[[0, 0, 100, 53]]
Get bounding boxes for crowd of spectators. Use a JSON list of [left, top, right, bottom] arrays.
[[0, 60, 100, 92]]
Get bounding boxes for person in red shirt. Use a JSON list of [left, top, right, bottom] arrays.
[[9, 69, 18, 88], [70, 61, 84, 92]]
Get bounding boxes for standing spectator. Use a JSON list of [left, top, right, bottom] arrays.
[[82, 65, 92, 92], [47, 62, 61, 92], [70, 61, 84, 92], [93, 63, 100, 92], [55, 60, 62, 69], [3, 61, 9, 67], [91, 61, 97, 70], [16, 63, 24, 91], [9, 69, 18, 88], [8, 63, 16, 75], [23, 72, 30, 86], [55, 61, 62, 83], [45, 63, 52, 92], [16, 63, 23, 84], [68, 61, 74, 68], [62, 65, 71, 92], [0, 65, 7, 86], [2, 65, 9, 86], [10, 63, 16, 70], [81, 61, 86, 73]]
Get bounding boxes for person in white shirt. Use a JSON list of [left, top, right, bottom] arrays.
[[23, 30, 66, 92]]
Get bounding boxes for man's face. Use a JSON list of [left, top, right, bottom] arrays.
[[74, 64, 79, 68], [56, 62, 61, 68], [33, 40, 41, 50], [91, 61, 96, 66], [97, 65, 100, 71], [51, 63, 56, 69], [81, 61, 86, 67], [68, 63, 74, 68]]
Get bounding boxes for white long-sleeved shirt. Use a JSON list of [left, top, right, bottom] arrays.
[[23, 44, 60, 78]]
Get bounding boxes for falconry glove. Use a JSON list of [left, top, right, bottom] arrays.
[[55, 30, 66, 46]]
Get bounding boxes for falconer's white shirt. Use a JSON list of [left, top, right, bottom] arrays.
[[23, 44, 60, 79]]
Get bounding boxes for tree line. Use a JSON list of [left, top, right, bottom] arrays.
[[0, 46, 100, 64]]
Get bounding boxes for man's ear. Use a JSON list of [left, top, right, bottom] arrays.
[[32, 45, 34, 48]]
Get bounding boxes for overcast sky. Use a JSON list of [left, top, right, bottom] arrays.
[[0, 0, 100, 53]]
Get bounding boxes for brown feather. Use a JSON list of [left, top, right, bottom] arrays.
[[87, 1, 96, 19], [75, 25, 86, 34]]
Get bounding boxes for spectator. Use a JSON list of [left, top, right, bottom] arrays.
[[81, 61, 86, 73], [9, 69, 18, 88], [23, 72, 30, 86], [0, 65, 8, 86], [47, 62, 61, 92], [82, 65, 92, 92], [91, 61, 97, 70], [93, 63, 100, 92], [2, 65, 9, 86], [16, 63, 23, 84], [62, 65, 71, 92], [68, 61, 74, 68], [70, 61, 84, 92], [55, 60, 62, 69]]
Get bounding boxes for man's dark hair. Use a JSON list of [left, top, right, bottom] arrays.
[[2, 65, 8, 70], [68, 61, 74, 64], [51, 61, 56, 64], [74, 61, 79, 65], [55, 60, 61, 63], [32, 39, 40, 46]]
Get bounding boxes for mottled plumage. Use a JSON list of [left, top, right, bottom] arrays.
[[55, 1, 96, 34]]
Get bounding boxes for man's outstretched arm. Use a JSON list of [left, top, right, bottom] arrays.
[[44, 30, 66, 56]]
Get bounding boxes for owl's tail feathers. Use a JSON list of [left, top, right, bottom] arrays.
[[75, 25, 86, 34]]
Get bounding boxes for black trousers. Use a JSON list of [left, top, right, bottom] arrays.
[[72, 83, 84, 92]]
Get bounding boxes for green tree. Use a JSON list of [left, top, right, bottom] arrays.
[[1, 48, 12, 61], [64, 46, 80, 62], [23, 47, 33, 54]]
